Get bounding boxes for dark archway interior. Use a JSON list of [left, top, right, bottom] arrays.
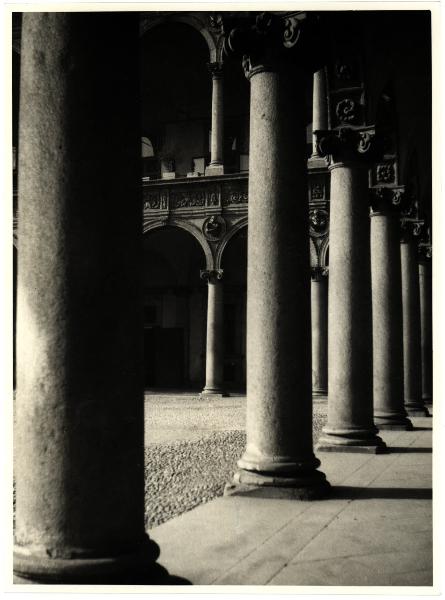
[[143, 227, 207, 388]]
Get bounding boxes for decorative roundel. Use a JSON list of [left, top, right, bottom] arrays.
[[202, 215, 226, 241], [309, 208, 329, 237]]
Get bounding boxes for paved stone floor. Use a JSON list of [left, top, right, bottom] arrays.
[[149, 416, 433, 588]]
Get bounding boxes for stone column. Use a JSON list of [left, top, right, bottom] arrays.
[[315, 128, 387, 452], [201, 269, 226, 396], [205, 62, 224, 176], [14, 13, 164, 584], [311, 266, 328, 396], [418, 245, 433, 404], [400, 221, 430, 416], [311, 69, 328, 158], [223, 13, 330, 498], [370, 188, 412, 430]]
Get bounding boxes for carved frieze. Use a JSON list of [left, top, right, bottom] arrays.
[[310, 181, 325, 200], [143, 189, 168, 210], [221, 181, 248, 206]]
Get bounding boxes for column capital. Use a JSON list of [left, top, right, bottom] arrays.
[[223, 12, 325, 80], [418, 243, 432, 262], [315, 126, 382, 168], [200, 269, 223, 282], [400, 219, 425, 243], [370, 186, 406, 216], [207, 61, 224, 79], [311, 266, 329, 281]]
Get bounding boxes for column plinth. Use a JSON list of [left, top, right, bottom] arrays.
[[200, 269, 226, 396], [419, 245, 432, 405], [400, 221, 430, 416], [205, 62, 225, 176], [223, 12, 330, 498], [370, 189, 412, 430], [311, 267, 328, 397], [314, 128, 387, 453], [14, 13, 164, 584]]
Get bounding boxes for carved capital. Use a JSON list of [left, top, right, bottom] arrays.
[[370, 186, 405, 216], [311, 266, 329, 281], [418, 244, 432, 262], [223, 12, 325, 80], [200, 269, 224, 283], [315, 126, 381, 167], [207, 61, 224, 79], [400, 219, 425, 243]]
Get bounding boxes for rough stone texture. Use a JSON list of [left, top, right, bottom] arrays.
[[144, 398, 328, 527], [370, 212, 412, 430], [418, 259, 432, 403], [231, 66, 327, 495], [318, 163, 385, 452], [14, 13, 160, 582], [401, 240, 429, 416], [311, 276, 328, 395]]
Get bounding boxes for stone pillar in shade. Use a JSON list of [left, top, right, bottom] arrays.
[[418, 244, 433, 404], [311, 266, 328, 397], [205, 62, 225, 176], [14, 13, 164, 584], [314, 128, 387, 453], [223, 13, 330, 498], [201, 269, 226, 396], [311, 69, 328, 158], [370, 188, 412, 430], [400, 221, 430, 416]]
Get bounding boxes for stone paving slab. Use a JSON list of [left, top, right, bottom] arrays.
[[149, 418, 433, 587]]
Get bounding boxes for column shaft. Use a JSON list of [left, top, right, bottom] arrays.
[[370, 210, 412, 430], [14, 13, 162, 583], [401, 238, 429, 415], [419, 257, 432, 404], [317, 162, 386, 452], [206, 64, 224, 175], [311, 69, 327, 157], [202, 272, 225, 395], [311, 272, 328, 396], [227, 66, 329, 498]]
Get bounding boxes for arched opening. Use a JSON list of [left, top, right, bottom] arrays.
[[140, 22, 211, 178], [143, 226, 207, 389], [220, 226, 247, 391]]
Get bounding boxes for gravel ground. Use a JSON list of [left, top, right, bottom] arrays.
[[145, 405, 327, 529]]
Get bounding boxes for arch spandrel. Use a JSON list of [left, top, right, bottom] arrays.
[[215, 217, 248, 271]]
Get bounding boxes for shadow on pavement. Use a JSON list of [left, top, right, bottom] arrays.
[[331, 486, 432, 500]]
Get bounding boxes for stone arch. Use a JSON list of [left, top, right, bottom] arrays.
[[140, 14, 218, 62], [215, 218, 248, 270], [309, 236, 318, 268], [319, 237, 329, 268], [143, 218, 213, 270]]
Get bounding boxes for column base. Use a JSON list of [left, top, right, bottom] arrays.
[[316, 427, 388, 453], [200, 386, 228, 398], [224, 468, 330, 500], [13, 536, 166, 584], [205, 164, 224, 176], [422, 395, 433, 405], [405, 402, 431, 417], [374, 412, 413, 431], [312, 389, 327, 398]]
